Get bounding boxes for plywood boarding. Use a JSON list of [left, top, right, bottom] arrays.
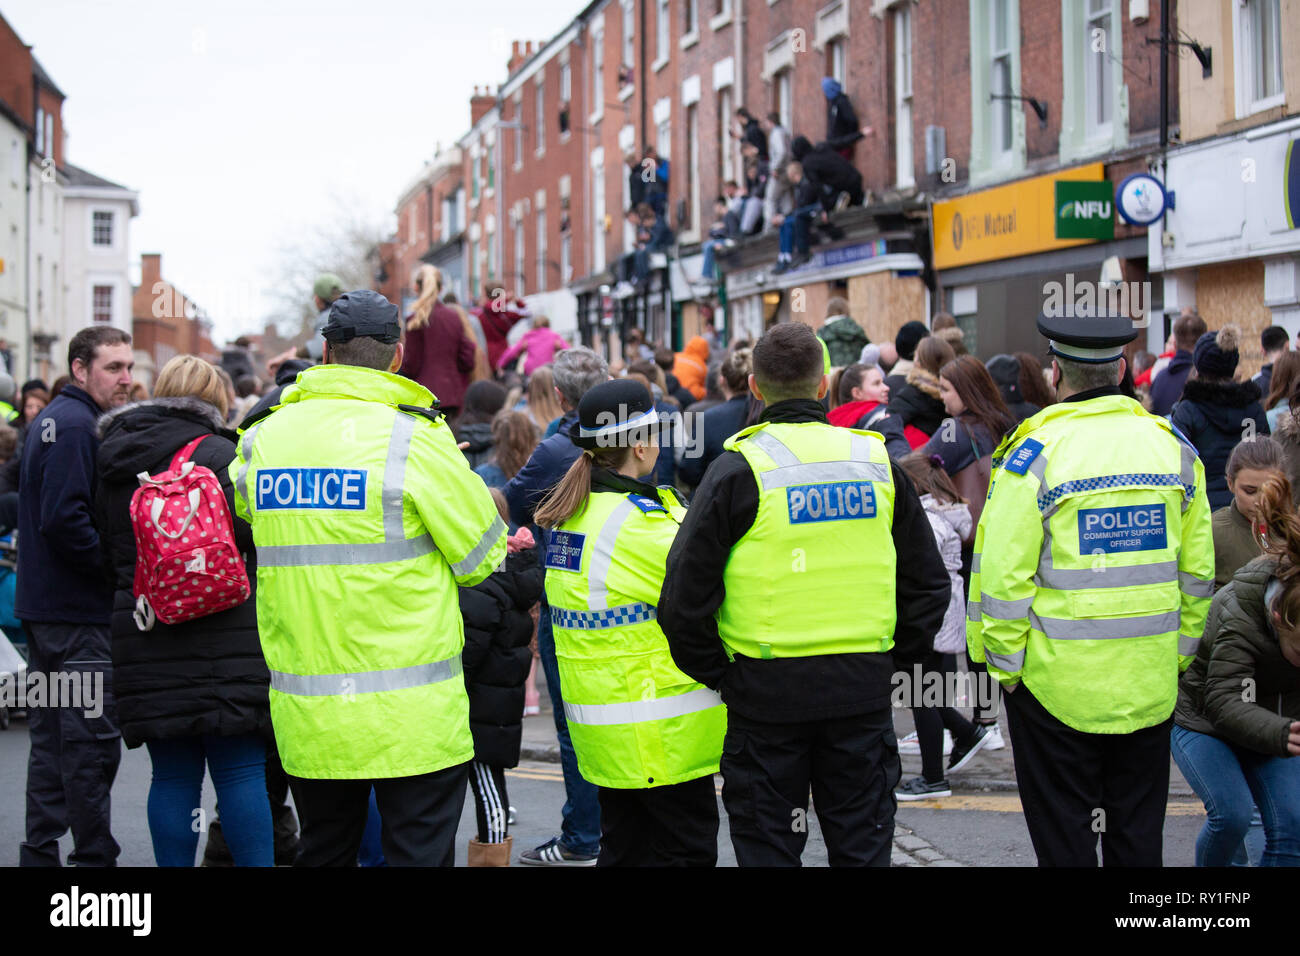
[[848, 272, 927, 347], [1196, 259, 1271, 381]]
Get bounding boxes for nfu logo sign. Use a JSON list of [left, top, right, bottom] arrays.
[[1054, 180, 1115, 241]]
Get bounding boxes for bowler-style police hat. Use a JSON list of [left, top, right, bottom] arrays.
[[569, 379, 659, 451], [1037, 311, 1138, 365], [321, 290, 402, 345]]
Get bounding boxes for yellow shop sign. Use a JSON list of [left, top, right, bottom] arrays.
[[932, 164, 1105, 270]]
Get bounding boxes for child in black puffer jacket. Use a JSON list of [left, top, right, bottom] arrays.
[[459, 489, 544, 866]]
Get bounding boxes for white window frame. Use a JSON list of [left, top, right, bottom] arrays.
[[35, 106, 45, 157], [894, 5, 914, 189], [654, 0, 671, 71], [719, 87, 735, 185], [91, 209, 115, 248], [684, 102, 700, 240], [969, 0, 1026, 185], [536, 209, 548, 292], [92, 283, 113, 324], [622, 0, 636, 83], [513, 95, 524, 170], [514, 218, 526, 296], [591, 28, 605, 124], [1234, 0, 1285, 118], [776, 69, 793, 133], [536, 80, 546, 157], [592, 157, 607, 273], [828, 38, 847, 86], [561, 232, 572, 283], [710, 0, 733, 31], [682, 0, 700, 48], [1059, 0, 1127, 162]]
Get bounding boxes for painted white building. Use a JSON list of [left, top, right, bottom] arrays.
[[61, 163, 138, 344], [0, 105, 27, 381]]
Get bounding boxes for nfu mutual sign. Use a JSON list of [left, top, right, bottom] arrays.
[[1055, 180, 1115, 241]]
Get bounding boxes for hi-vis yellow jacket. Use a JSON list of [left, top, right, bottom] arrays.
[[231, 364, 507, 779], [967, 395, 1215, 734]]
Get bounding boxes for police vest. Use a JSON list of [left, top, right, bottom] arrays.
[[0, 401, 16, 423], [230, 364, 507, 779], [545, 486, 725, 789], [717, 421, 898, 659], [967, 395, 1215, 734]]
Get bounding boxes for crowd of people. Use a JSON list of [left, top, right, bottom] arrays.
[[5, 266, 1299, 868], [699, 92, 869, 283]]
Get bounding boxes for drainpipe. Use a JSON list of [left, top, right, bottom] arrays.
[[639, 0, 647, 148]]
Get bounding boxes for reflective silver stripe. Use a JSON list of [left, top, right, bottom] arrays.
[[848, 432, 874, 463], [748, 429, 800, 468], [563, 687, 723, 726], [587, 498, 637, 609], [1178, 570, 1215, 598], [236, 422, 262, 507], [1179, 443, 1198, 512], [761, 460, 890, 490], [967, 599, 981, 623], [971, 552, 981, 575], [981, 593, 1033, 620], [270, 654, 461, 697], [1029, 608, 1182, 640], [258, 534, 436, 567], [986, 649, 1026, 672], [1027, 449, 1050, 487], [1179, 635, 1201, 656], [450, 515, 507, 577], [383, 411, 416, 541], [1037, 560, 1179, 590]]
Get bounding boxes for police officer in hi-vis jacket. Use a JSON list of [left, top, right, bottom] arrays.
[[968, 312, 1214, 866], [660, 321, 950, 867], [231, 289, 506, 866], [535, 379, 725, 866]]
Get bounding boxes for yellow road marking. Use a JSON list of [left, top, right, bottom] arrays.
[[508, 771, 1205, 815]]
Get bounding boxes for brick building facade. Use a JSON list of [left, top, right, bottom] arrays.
[[132, 253, 218, 387]]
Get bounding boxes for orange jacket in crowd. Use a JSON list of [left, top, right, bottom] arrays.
[[674, 336, 710, 400]]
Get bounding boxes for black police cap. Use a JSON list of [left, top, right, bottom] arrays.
[[1037, 311, 1138, 365], [569, 379, 659, 451], [321, 290, 402, 345]]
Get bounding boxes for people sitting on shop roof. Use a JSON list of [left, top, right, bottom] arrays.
[[613, 204, 675, 298]]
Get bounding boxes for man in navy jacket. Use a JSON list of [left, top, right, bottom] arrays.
[[504, 346, 609, 866], [1149, 311, 1206, 417], [16, 326, 134, 866]]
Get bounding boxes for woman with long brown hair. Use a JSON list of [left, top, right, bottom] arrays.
[[400, 264, 480, 421], [1171, 474, 1300, 866], [922, 354, 1016, 748]]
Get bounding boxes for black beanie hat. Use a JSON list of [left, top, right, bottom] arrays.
[[895, 321, 930, 361], [569, 379, 659, 451], [985, 354, 1023, 403], [1193, 325, 1240, 379], [790, 135, 812, 160]]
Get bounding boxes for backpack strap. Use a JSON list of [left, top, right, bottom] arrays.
[[169, 435, 210, 472]]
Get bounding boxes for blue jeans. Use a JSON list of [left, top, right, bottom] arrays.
[[537, 602, 602, 855], [1170, 724, 1300, 867], [145, 734, 272, 867], [778, 204, 821, 256], [701, 240, 721, 280]]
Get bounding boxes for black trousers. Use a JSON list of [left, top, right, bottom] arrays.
[[20, 622, 122, 867], [467, 761, 509, 844], [721, 708, 900, 867], [596, 775, 719, 866], [288, 762, 469, 867], [1005, 685, 1170, 867]]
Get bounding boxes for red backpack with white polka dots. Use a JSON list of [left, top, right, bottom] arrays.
[[129, 435, 251, 631]]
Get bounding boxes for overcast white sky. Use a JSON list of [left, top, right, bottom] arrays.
[[5, 0, 574, 341]]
